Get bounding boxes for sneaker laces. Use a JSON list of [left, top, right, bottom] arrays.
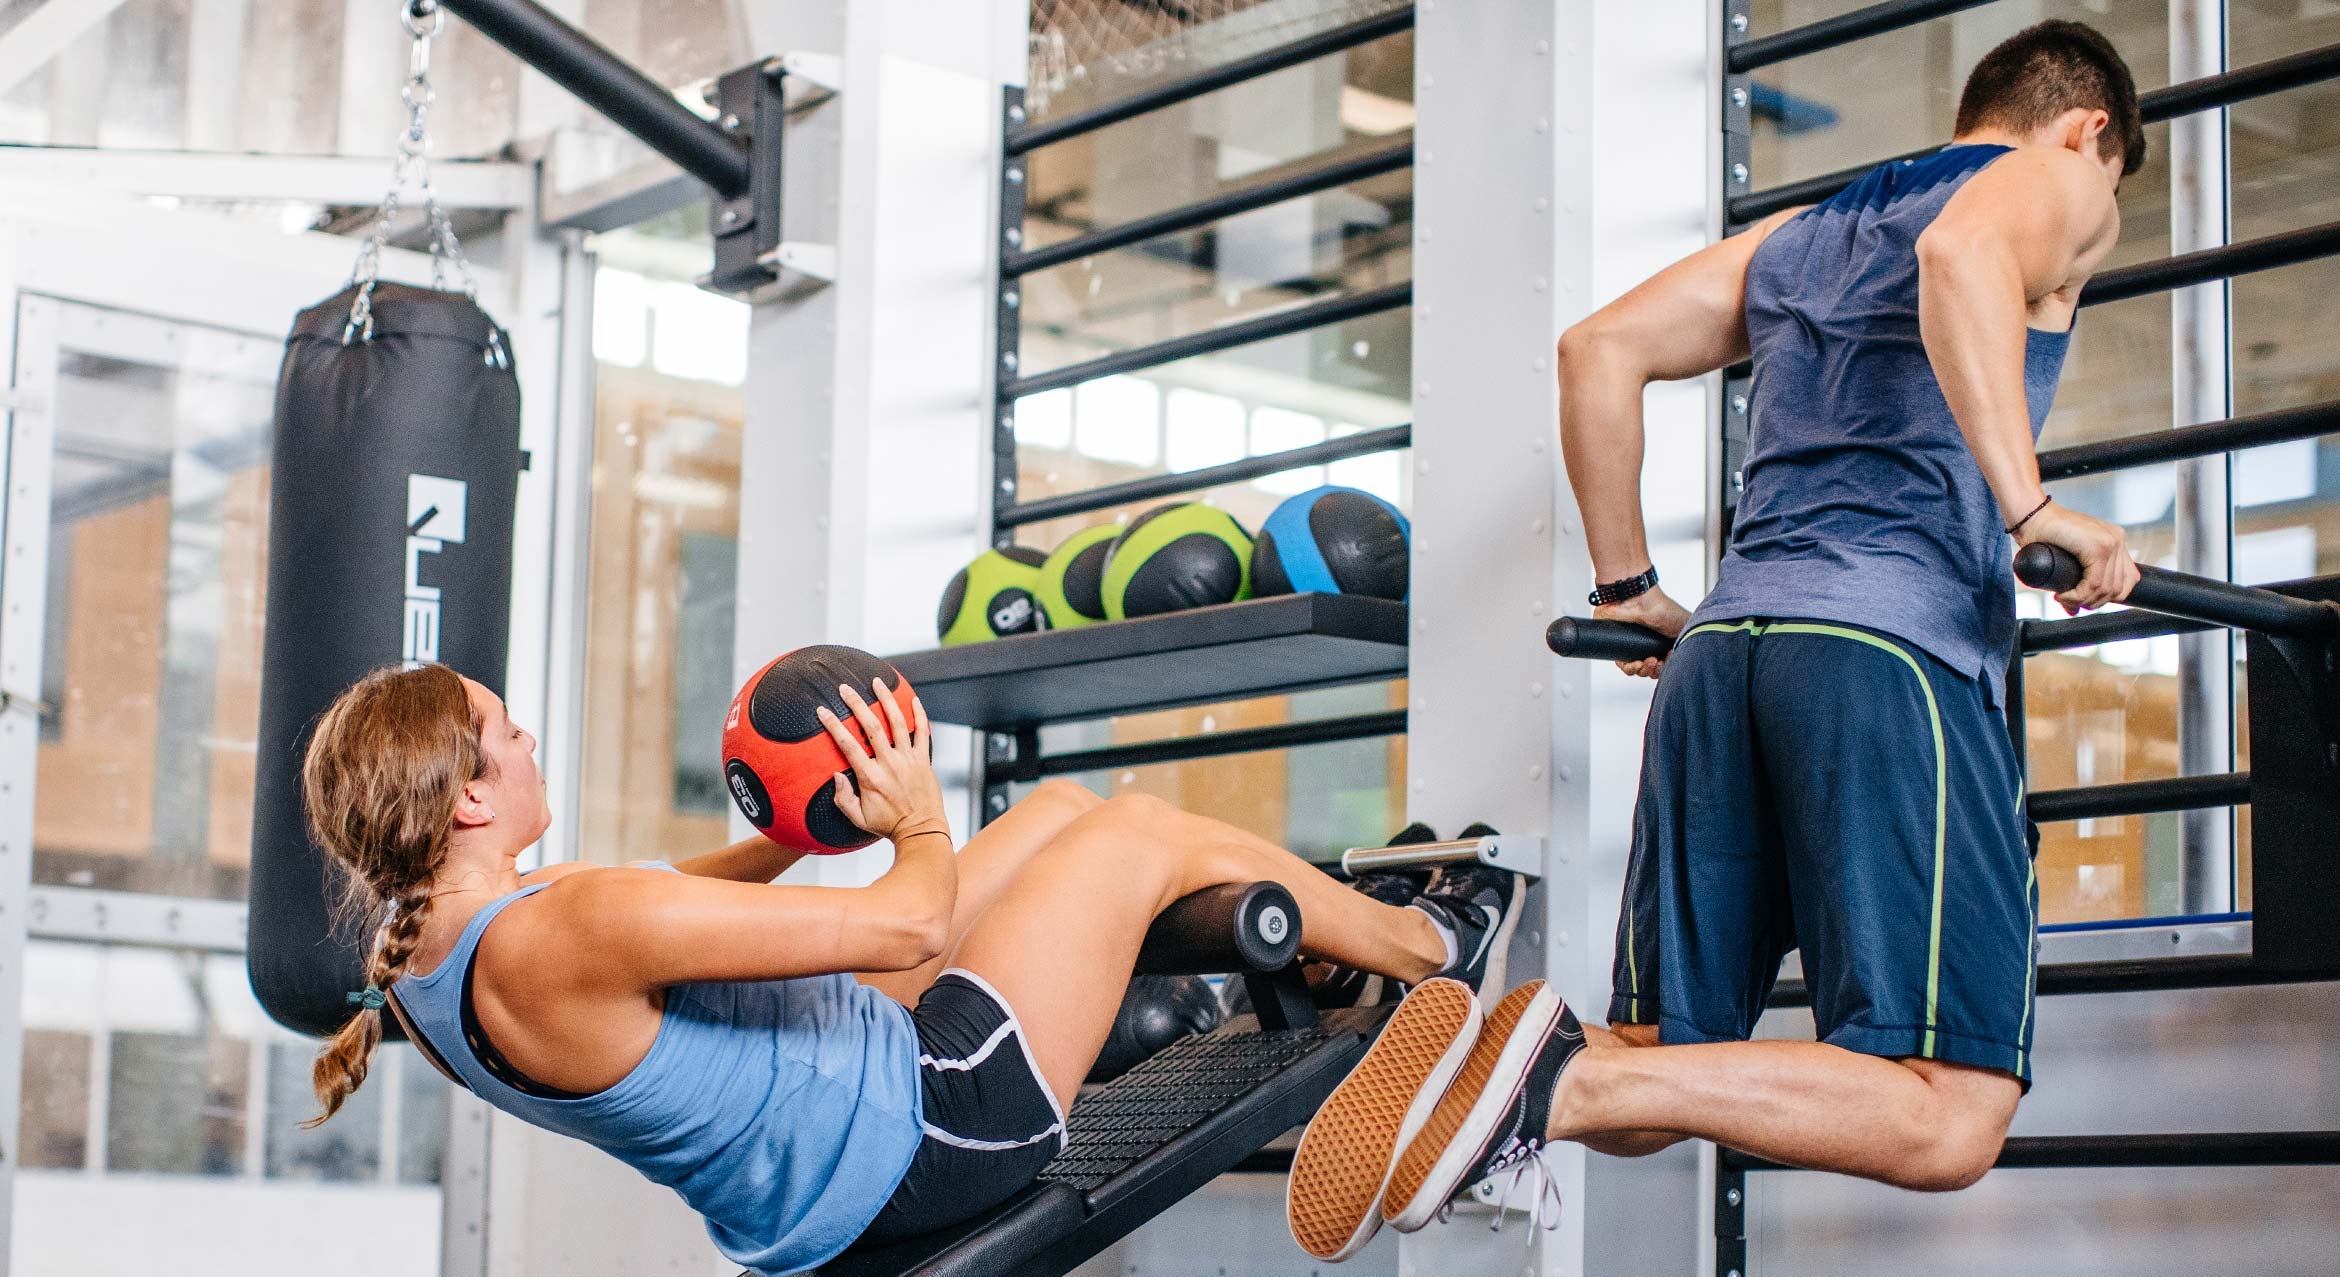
[[1426, 1139, 1564, 1233], [1486, 1139, 1564, 1233]]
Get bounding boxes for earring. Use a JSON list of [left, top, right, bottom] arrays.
[[486, 808, 496, 821]]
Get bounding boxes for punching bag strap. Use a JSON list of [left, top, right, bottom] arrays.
[[344, 0, 483, 347]]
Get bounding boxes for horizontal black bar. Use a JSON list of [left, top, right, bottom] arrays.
[[1229, 1149, 1295, 1174], [1728, 148, 1928, 225], [2038, 398, 2340, 482], [2143, 41, 2340, 123], [1728, 43, 2340, 225], [1003, 281, 1410, 400], [2022, 608, 2215, 653], [996, 425, 1411, 529], [1728, 0, 1993, 73], [1771, 952, 2331, 1007], [1007, 141, 1412, 279], [2027, 771, 2250, 823], [1546, 617, 1672, 662], [2081, 220, 2340, 308], [440, 0, 749, 197], [2016, 544, 2340, 639], [1007, 7, 1414, 155], [1023, 709, 1405, 779], [1726, 1130, 2340, 1172]]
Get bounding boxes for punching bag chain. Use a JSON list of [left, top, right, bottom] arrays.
[[344, 0, 479, 344]]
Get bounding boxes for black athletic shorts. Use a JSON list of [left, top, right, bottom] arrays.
[[857, 969, 1068, 1245]]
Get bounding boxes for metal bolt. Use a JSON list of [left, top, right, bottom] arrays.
[[721, 113, 742, 132], [721, 209, 741, 227], [1732, 162, 1750, 184], [1726, 1188, 1742, 1206], [1731, 86, 1749, 108], [999, 478, 1015, 494], [1006, 166, 1024, 185], [1007, 104, 1026, 124], [1002, 351, 1019, 372], [1732, 394, 1749, 415], [1003, 289, 1021, 308], [1730, 12, 1748, 32], [1729, 1270, 1743, 1277], [1005, 227, 1023, 247]]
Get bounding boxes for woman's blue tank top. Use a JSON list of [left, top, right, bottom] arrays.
[[393, 872, 923, 1275]]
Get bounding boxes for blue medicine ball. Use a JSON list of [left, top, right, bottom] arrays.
[[1250, 485, 1409, 602]]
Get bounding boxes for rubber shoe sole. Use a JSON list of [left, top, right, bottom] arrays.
[[1286, 978, 1482, 1261], [1381, 980, 1565, 1232]]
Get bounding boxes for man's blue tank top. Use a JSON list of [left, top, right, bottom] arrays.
[[394, 873, 923, 1275], [1692, 144, 2070, 707]]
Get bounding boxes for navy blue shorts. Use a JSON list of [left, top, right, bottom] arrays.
[[1610, 618, 2040, 1085]]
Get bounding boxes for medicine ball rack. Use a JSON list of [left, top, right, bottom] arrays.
[[888, 591, 1407, 823], [961, 4, 1420, 831]]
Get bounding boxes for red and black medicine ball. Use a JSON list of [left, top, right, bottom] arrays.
[[721, 645, 919, 853]]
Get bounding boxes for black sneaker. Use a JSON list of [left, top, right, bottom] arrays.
[[1225, 825, 1439, 1017], [1408, 827, 1524, 995], [1382, 980, 1583, 1233]]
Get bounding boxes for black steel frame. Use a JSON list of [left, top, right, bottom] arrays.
[[981, 9, 1418, 826], [1710, 6, 2340, 1270]]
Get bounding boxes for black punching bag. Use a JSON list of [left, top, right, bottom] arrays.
[[248, 283, 521, 1037]]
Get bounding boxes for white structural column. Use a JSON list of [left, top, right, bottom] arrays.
[[2169, 0, 2233, 913], [1409, 2, 1711, 1272], [729, 0, 1022, 879]]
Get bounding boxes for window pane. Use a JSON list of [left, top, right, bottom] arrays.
[[34, 307, 279, 901], [1023, 680, 1406, 865], [1017, 171, 1411, 377], [1744, 2, 2169, 189], [1025, 22, 1412, 234], [1028, 0, 1408, 122], [396, 1044, 454, 1186], [0, 0, 743, 159], [2027, 457, 2199, 924], [1014, 306, 1409, 512], [108, 1030, 247, 1175], [579, 242, 746, 866], [265, 1041, 381, 1181], [18, 1029, 92, 1170]]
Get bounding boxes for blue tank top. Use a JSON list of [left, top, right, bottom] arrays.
[[1692, 144, 2070, 707], [394, 872, 923, 1275]]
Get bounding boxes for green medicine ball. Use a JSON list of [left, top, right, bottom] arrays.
[[1102, 503, 1254, 620], [937, 546, 1050, 645], [1038, 524, 1120, 630]]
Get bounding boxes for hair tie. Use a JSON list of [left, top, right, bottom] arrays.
[[347, 986, 388, 1012]]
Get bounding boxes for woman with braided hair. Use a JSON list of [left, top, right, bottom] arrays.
[[297, 662, 1522, 1275]]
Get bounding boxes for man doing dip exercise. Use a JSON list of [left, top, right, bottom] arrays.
[[1285, 23, 2148, 1251]]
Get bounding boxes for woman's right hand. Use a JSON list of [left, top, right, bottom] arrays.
[[817, 680, 949, 844]]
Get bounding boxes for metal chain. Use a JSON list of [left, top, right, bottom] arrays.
[[345, 0, 479, 344]]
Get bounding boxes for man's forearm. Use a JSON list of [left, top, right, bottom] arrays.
[[1918, 241, 2048, 524], [1558, 339, 1653, 581]]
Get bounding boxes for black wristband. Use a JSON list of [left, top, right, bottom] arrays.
[[1588, 566, 1659, 608], [2007, 494, 2053, 537]]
